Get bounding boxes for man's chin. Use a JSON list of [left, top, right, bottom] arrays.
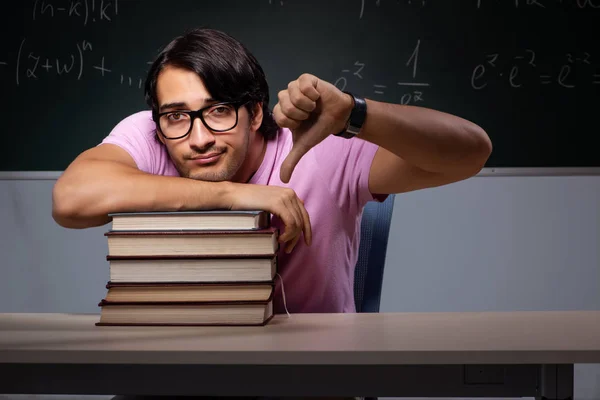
[[186, 168, 232, 182], [177, 155, 241, 182]]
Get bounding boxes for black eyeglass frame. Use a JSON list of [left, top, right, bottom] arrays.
[[155, 100, 248, 140]]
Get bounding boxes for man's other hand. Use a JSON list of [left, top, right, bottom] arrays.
[[273, 73, 353, 183], [226, 183, 312, 254]]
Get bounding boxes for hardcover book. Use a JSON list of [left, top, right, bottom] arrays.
[[109, 210, 271, 231], [105, 227, 279, 257]]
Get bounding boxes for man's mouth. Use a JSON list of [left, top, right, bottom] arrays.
[[190, 152, 221, 165]]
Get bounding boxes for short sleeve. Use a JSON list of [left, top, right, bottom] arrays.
[[99, 111, 158, 174], [313, 135, 388, 214]]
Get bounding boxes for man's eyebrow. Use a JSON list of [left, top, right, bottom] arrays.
[[159, 98, 218, 113], [159, 102, 187, 112]]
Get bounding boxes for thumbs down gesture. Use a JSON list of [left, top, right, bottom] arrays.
[[273, 73, 354, 183]]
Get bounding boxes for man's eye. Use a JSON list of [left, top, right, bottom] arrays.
[[169, 112, 185, 121], [209, 106, 234, 116]]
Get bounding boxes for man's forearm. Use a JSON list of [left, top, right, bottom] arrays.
[[52, 160, 232, 228], [356, 99, 492, 174]]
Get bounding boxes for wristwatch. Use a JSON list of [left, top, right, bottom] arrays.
[[335, 91, 367, 139]]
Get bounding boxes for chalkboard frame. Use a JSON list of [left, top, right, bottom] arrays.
[[3, 167, 600, 181]]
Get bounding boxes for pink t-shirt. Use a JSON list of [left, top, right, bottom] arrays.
[[101, 110, 386, 314]]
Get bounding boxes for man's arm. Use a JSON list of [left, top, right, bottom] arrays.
[[52, 144, 311, 251], [273, 73, 492, 192], [52, 144, 231, 229], [357, 99, 493, 195]]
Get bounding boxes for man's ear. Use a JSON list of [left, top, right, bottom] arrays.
[[250, 102, 263, 132]]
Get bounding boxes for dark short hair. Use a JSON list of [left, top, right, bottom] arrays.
[[144, 27, 279, 140]]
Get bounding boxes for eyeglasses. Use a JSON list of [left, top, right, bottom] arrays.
[[156, 100, 247, 140]]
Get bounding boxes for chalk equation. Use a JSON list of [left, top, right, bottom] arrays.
[[333, 39, 430, 105], [477, 0, 600, 8], [12, 38, 91, 85], [471, 50, 599, 89], [32, 0, 119, 26], [91, 55, 148, 88], [1, 37, 149, 88]]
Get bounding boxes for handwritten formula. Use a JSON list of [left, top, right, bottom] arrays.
[[333, 40, 430, 105], [471, 50, 599, 89], [1, 38, 149, 88], [476, 0, 600, 9], [1, 0, 596, 98], [32, 0, 118, 26]]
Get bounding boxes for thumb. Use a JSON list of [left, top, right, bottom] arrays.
[[280, 142, 308, 183]]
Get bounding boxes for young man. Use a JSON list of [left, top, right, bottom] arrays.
[[52, 28, 492, 315]]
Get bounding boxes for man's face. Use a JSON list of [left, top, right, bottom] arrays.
[[155, 65, 258, 182]]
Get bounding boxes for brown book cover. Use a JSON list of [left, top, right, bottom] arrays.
[[104, 227, 278, 236], [98, 293, 273, 306], [105, 281, 275, 288], [103, 281, 274, 303], [96, 294, 274, 327], [106, 255, 277, 283], [109, 210, 271, 231], [95, 315, 274, 327], [104, 227, 279, 257], [106, 254, 277, 260]]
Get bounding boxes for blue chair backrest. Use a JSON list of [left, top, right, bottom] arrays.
[[354, 194, 396, 313]]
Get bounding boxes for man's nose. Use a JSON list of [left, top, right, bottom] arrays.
[[188, 117, 215, 149]]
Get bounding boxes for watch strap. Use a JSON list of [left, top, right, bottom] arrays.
[[335, 91, 367, 138]]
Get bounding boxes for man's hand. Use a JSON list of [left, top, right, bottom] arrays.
[[273, 73, 353, 183], [226, 183, 311, 254]]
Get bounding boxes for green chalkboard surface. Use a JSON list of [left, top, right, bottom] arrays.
[[1, 0, 598, 171]]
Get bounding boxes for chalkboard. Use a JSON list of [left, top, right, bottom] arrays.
[[1, 0, 598, 171]]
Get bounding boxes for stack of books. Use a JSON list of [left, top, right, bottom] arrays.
[[96, 210, 278, 326]]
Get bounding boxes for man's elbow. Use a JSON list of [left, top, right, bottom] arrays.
[[475, 127, 493, 168], [52, 180, 80, 228], [51, 180, 107, 229], [463, 125, 492, 176], [51, 207, 86, 229]]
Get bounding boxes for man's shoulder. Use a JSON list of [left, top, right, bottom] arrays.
[[112, 110, 156, 136], [102, 110, 173, 175]]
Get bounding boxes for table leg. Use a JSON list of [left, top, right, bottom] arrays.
[[535, 364, 574, 400]]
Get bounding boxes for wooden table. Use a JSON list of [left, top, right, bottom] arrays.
[[1, 311, 599, 399]]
